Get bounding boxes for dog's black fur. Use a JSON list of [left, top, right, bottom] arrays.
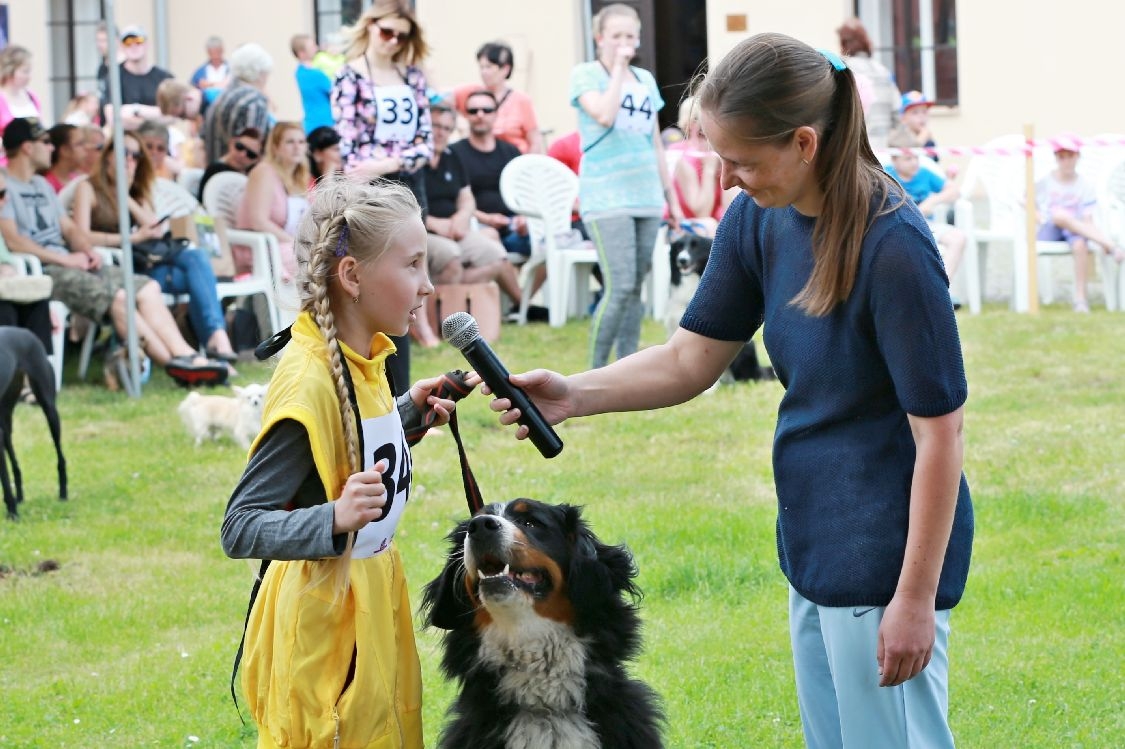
[[667, 233, 775, 382], [0, 328, 67, 519], [422, 499, 664, 749]]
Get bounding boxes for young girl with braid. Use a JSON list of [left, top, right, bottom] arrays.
[[221, 176, 465, 748]]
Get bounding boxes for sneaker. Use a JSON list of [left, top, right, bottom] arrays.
[[1073, 300, 1090, 313], [525, 305, 549, 323]]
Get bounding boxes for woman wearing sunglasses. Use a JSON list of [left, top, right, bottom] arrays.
[[198, 126, 262, 201], [72, 131, 240, 374], [331, 0, 433, 394]]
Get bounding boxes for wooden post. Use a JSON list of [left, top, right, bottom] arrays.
[[1024, 124, 1040, 314]]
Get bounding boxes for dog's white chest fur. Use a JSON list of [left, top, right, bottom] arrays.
[[477, 619, 599, 749]]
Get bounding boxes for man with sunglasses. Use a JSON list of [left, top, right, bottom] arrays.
[[0, 118, 128, 344], [99, 25, 173, 130], [198, 127, 263, 201], [448, 90, 531, 258]]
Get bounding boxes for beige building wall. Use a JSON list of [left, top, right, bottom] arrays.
[[415, 0, 587, 142], [157, 0, 311, 123], [8, 1, 49, 106], [704, 0, 848, 62], [9, 1, 1123, 156]]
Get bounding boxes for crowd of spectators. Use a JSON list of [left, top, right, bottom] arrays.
[[3, 7, 1117, 395]]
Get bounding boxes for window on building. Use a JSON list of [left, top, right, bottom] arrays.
[[47, 0, 104, 122], [314, 0, 365, 47], [858, 0, 958, 107]]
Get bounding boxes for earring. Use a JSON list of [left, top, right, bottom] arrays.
[[801, 158, 810, 166], [352, 295, 359, 303]]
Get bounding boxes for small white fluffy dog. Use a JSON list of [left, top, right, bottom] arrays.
[[178, 383, 268, 448]]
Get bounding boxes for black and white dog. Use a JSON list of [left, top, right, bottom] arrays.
[[664, 233, 774, 385], [0, 328, 67, 519], [422, 499, 664, 749]]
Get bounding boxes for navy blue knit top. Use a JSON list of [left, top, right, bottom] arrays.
[[680, 190, 973, 609]]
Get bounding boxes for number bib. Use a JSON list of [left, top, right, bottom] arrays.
[[352, 408, 412, 559], [614, 79, 656, 136], [373, 84, 419, 144]]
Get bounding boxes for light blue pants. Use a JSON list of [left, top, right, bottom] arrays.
[[789, 587, 955, 749], [586, 215, 661, 369]]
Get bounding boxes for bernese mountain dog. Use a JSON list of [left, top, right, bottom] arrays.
[[421, 498, 664, 749]]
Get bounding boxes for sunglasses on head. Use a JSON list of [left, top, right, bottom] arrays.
[[466, 106, 496, 115], [373, 23, 411, 44], [234, 141, 260, 160]]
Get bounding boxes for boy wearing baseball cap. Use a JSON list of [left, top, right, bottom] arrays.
[[96, 24, 173, 129], [1036, 134, 1125, 312], [900, 90, 936, 152], [885, 126, 967, 302]]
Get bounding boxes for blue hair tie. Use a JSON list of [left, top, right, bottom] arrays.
[[334, 224, 349, 257], [817, 48, 847, 72]]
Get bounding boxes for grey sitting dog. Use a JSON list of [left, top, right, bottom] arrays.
[[0, 328, 67, 519]]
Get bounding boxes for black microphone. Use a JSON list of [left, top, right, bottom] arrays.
[[441, 311, 564, 459]]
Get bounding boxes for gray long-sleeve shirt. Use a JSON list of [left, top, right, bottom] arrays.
[[220, 394, 421, 561]]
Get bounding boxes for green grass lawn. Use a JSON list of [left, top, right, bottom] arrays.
[[1, 305, 1122, 747]]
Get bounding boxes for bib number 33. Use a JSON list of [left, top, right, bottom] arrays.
[[374, 84, 418, 143]]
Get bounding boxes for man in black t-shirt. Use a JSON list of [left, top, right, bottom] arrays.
[[99, 26, 173, 130], [422, 105, 524, 305], [447, 91, 531, 258]]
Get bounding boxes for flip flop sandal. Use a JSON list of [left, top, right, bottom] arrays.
[[205, 347, 241, 364], [165, 356, 229, 388]]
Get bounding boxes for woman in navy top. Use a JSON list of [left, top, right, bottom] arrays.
[[485, 32, 972, 749]]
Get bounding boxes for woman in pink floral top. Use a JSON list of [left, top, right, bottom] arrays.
[[331, 0, 432, 211], [330, 0, 435, 393]]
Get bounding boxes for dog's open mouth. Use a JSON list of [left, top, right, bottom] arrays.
[[475, 553, 550, 598]]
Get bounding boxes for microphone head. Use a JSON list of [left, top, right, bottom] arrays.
[[441, 311, 480, 351]]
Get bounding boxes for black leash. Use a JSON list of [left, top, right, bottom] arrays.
[[407, 369, 485, 514]]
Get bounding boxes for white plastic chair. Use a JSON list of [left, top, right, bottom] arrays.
[[202, 172, 289, 331], [9, 252, 68, 391], [154, 177, 201, 219], [1096, 158, 1125, 311], [956, 134, 1044, 312], [499, 155, 599, 327], [177, 168, 205, 202], [201, 171, 247, 226]]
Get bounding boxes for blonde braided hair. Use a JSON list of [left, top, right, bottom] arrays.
[[294, 175, 421, 596]]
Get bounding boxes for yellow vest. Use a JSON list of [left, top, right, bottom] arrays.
[[243, 312, 423, 749]]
